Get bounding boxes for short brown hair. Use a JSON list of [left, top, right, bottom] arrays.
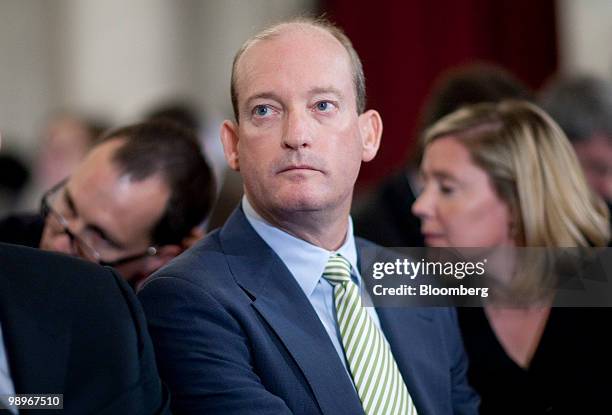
[[230, 17, 366, 121]]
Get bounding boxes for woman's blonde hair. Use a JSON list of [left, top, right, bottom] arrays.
[[424, 100, 609, 247]]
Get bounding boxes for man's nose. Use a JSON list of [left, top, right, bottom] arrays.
[[282, 110, 313, 150]]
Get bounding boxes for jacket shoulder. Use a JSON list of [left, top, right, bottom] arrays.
[[0, 242, 119, 289], [140, 229, 233, 291]]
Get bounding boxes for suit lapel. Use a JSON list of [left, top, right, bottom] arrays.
[[219, 209, 364, 415], [375, 308, 440, 415], [0, 249, 71, 395]]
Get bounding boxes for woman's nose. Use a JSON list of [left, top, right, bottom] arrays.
[[412, 187, 434, 219]]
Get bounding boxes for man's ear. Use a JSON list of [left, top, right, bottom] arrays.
[[221, 120, 240, 171], [358, 109, 383, 162]]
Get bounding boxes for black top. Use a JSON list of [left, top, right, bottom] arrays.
[[458, 307, 612, 414]]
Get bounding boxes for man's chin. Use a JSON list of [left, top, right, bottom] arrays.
[[275, 197, 325, 213], [268, 188, 331, 212]]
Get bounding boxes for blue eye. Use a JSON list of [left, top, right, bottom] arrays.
[[253, 105, 271, 117], [315, 101, 335, 112]]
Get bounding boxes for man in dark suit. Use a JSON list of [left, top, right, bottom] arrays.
[[0, 243, 170, 414], [139, 18, 479, 415]]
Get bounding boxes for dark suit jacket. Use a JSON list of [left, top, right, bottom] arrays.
[[0, 243, 170, 415], [139, 207, 478, 415]]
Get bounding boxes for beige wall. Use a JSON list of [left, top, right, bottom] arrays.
[[0, 0, 316, 160], [3, 0, 612, 161], [0, 0, 54, 158], [557, 0, 612, 78]]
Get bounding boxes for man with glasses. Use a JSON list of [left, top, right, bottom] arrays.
[[0, 134, 170, 414], [0, 120, 215, 288], [40, 178, 160, 268]]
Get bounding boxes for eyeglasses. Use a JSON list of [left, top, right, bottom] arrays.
[[40, 179, 158, 267]]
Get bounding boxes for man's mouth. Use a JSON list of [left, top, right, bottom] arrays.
[[278, 165, 321, 173]]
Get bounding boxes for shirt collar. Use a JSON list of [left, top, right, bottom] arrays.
[[242, 195, 360, 297]]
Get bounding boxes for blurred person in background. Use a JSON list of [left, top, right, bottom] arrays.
[[539, 75, 612, 206], [0, 121, 215, 289], [17, 112, 107, 211], [353, 63, 532, 248], [0, 134, 170, 415], [413, 100, 610, 413]]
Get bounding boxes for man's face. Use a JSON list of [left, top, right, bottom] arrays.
[[39, 139, 171, 281], [572, 135, 612, 203], [222, 25, 381, 223]]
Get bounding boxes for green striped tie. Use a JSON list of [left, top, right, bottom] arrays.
[[323, 254, 417, 415]]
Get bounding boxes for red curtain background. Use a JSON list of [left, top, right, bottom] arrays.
[[323, 0, 558, 187]]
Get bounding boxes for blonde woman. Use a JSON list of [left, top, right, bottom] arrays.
[[413, 100, 610, 414]]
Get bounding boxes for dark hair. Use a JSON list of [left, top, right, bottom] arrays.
[[100, 121, 215, 245], [419, 63, 533, 134], [410, 63, 532, 166]]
